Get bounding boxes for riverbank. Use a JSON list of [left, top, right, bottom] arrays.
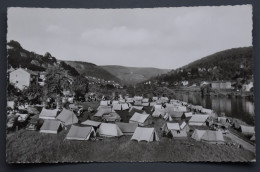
[[172, 86, 254, 100]]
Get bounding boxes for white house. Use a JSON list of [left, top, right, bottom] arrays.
[[242, 81, 253, 92], [9, 67, 38, 90]]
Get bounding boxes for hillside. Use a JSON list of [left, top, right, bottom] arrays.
[[7, 40, 79, 77], [101, 65, 170, 85], [64, 61, 121, 83], [153, 47, 253, 85]]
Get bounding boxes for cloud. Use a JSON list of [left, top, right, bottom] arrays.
[[81, 26, 157, 48]]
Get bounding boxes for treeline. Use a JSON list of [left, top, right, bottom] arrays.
[[151, 47, 253, 85]]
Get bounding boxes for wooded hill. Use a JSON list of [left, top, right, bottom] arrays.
[[152, 47, 253, 85], [101, 65, 170, 85]]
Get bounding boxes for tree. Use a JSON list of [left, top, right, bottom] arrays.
[[71, 74, 89, 101], [44, 66, 70, 99]]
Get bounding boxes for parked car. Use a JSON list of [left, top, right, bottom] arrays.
[[102, 112, 121, 122], [26, 118, 43, 131]]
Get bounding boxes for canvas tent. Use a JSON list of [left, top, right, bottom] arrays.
[[200, 130, 225, 144], [134, 100, 142, 106], [94, 106, 113, 117], [151, 105, 163, 111], [129, 113, 151, 126], [149, 102, 156, 107], [121, 103, 129, 110], [152, 109, 165, 117], [142, 98, 149, 103], [170, 130, 187, 139], [134, 96, 143, 101], [119, 99, 126, 103], [161, 123, 180, 134], [160, 97, 169, 103], [201, 108, 213, 114], [180, 121, 190, 132], [56, 109, 78, 126], [191, 129, 206, 141], [129, 106, 143, 112], [182, 112, 193, 119], [40, 120, 62, 134], [239, 125, 255, 136], [128, 107, 146, 117], [142, 102, 150, 107], [126, 98, 134, 103], [152, 97, 158, 101], [98, 123, 123, 137], [81, 120, 101, 128], [112, 103, 122, 111], [116, 122, 138, 135], [131, 127, 159, 142], [166, 108, 183, 118], [163, 113, 173, 121], [100, 101, 109, 106], [112, 101, 119, 105], [189, 114, 209, 126], [7, 101, 15, 109], [66, 125, 96, 140], [39, 108, 59, 120]]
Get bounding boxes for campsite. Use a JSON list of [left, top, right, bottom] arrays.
[[6, 98, 256, 162]]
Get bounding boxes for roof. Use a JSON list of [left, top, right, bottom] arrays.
[[66, 125, 95, 140], [98, 123, 123, 137], [130, 113, 150, 124], [189, 114, 209, 123], [167, 123, 180, 130], [56, 109, 78, 126], [129, 106, 143, 112], [81, 120, 101, 127], [39, 108, 59, 119], [131, 127, 159, 142], [116, 122, 138, 134], [40, 120, 61, 132]]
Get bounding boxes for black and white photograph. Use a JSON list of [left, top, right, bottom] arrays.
[[6, 5, 255, 163]]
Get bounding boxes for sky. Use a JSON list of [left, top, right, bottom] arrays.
[[7, 6, 252, 69]]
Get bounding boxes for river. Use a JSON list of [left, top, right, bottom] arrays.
[[174, 91, 255, 125]]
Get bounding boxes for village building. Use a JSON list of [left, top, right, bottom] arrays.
[[9, 67, 39, 90], [211, 81, 232, 90], [242, 81, 253, 92]]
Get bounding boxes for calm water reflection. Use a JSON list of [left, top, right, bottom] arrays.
[[174, 92, 255, 125]]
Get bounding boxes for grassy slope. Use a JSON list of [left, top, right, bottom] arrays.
[[6, 103, 255, 163], [101, 65, 170, 85]]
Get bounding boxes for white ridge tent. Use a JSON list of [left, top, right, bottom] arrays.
[[188, 114, 209, 126], [116, 122, 138, 135], [56, 109, 78, 126], [40, 120, 62, 134], [98, 123, 123, 137], [131, 127, 159, 142], [200, 130, 225, 144], [180, 121, 190, 132], [191, 129, 206, 141], [201, 108, 213, 114], [100, 101, 109, 106], [66, 125, 96, 141], [39, 108, 59, 120], [161, 123, 180, 134], [81, 120, 101, 128], [129, 112, 151, 126]]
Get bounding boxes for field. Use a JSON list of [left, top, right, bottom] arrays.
[[6, 102, 255, 163]]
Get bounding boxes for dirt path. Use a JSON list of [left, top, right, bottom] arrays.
[[225, 132, 255, 153]]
